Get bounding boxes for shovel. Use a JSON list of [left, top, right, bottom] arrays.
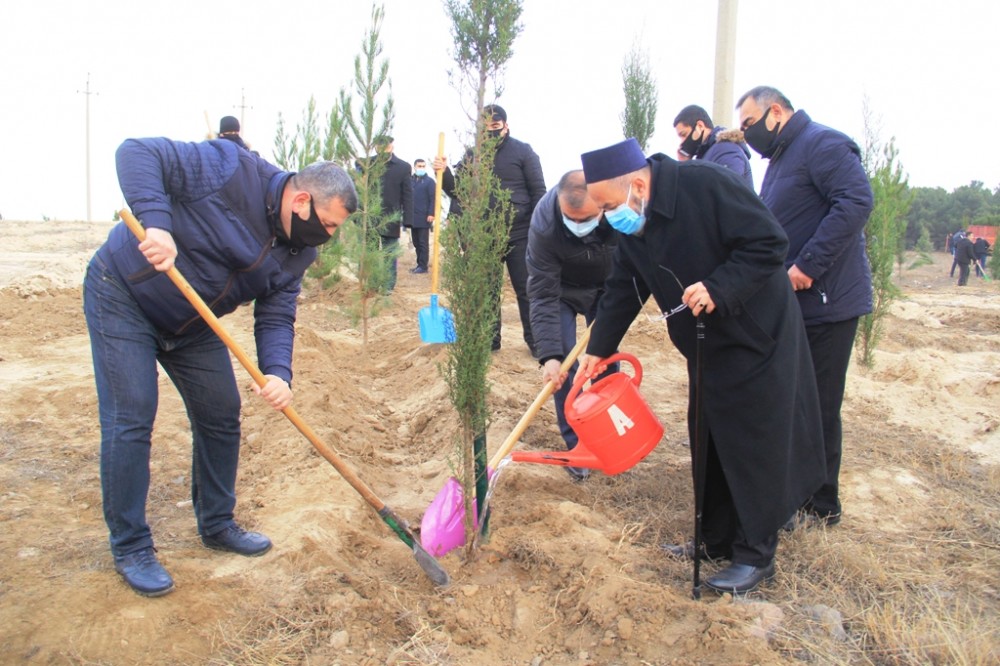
[[420, 322, 593, 556], [418, 133, 456, 343], [121, 209, 450, 587]]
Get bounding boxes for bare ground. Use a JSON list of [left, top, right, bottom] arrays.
[[1, 220, 998, 665]]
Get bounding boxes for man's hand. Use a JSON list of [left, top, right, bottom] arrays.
[[138, 227, 178, 272], [579, 354, 609, 379], [252, 375, 292, 411], [787, 264, 814, 291], [542, 359, 567, 390], [432, 156, 448, 172], [682, 281, 716, 316]]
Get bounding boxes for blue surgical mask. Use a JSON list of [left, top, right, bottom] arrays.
[[562, 214, 601, 238], [415, 168, 427, 177], [604, 184, 645, 235]]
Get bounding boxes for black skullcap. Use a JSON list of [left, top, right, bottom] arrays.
[[219, 116, 240, 134], [581, 138, 647, 184], [484, 104, 506, 122]]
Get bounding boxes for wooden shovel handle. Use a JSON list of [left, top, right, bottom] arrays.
[[488, 322, 594, 469], [430, 133, 445, 294]]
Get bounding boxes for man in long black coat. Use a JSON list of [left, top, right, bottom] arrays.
[[579, 138, 825, 595]]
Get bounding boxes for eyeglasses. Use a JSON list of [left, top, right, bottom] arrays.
[[634, 265, 689, 323]]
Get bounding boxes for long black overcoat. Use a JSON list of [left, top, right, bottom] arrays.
[[588, 154, 825, 543]]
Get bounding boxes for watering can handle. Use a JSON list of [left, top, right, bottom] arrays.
[[564, 352, 643, 417]]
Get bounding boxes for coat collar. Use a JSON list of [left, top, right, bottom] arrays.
[[647, 153, 678, 220], [770, 110, 811, 161]]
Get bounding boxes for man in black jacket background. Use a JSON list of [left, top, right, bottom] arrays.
[[376, 136, 413, 292], [436, 105, 547, 353], [409, 158, 435, 274]]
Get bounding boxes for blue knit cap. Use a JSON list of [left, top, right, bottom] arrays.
[[581, 138, 647, 184]]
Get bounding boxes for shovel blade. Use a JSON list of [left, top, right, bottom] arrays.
[[419, 295, 456, 344]]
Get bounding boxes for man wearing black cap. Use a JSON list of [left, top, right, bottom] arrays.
[[578, 138, 825, 595], [218, 116, 250, 151], [435, 104, 547, 354]]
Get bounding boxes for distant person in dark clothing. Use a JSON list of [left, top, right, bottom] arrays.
[[738, 85, 874, 529], [218, 116, 250, 151], [949, 229, 966, 277], [673, 104, 754, 190], [409, 158, 435, 274], [375, 136, 413, 292], [973, 235, 991, 277], [526, 170, 619, 482], [954, 231, 977, 285], [435, 104, 547, 354]]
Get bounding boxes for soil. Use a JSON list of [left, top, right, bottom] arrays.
[[1, 220, 997, 665]]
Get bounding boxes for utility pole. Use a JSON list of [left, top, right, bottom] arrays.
[[713, 0, 738, 129], [235, 88, 252, 133], [77, 73, 98, 222]]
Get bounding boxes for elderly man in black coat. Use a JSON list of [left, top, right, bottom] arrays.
[[578, 138, 825, 595]]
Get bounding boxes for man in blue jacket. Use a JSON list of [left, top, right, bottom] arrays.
[[84, 137, 357, 597], [409, 158, 436, 274], [673, 104, 754, 189], [526, 170, 618, 481], [737, 86, 874, 528]]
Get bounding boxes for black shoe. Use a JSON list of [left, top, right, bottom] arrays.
[[565, 466, 590, 483], [660, 540, 731, 561], [410, 266, 428, 274], [201, 524, 272, 557], [704, 561, 775, 594], [114, 547, 174, 597], [491, 341, 501, 352]]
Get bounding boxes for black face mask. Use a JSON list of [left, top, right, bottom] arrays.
[[282, 199, 332, 249], [743, 107, 781, 158], [487, 128, 505, 140], [679, 126, 705, 159]]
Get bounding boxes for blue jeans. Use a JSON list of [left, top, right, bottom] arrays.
[[84, 256, 242, 557], [553, 301, 618, 450]]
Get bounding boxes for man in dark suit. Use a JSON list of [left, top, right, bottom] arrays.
[[376, 136, 414, 292]]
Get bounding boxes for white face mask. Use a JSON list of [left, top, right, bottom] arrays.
[[562, 214, 601, 238]]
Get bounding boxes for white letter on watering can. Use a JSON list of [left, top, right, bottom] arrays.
[[608, 404, 635, 436]]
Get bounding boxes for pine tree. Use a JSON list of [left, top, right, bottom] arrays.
[[620, 42, 658, 151]]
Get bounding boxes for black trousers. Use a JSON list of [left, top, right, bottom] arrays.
[[804, 317, 859, 516], [957, 261, 971, 286], [700, 434, 778, 567], [494, 236, 534, 353], [412, 227, 429, 270]]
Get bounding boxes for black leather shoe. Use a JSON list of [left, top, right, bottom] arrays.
[[704, 561, 775, 594], [565, 466, 590, 483], [114, 547, 174, 597], [410, 266, 428, 274], [660, 540, 731, 561], [201, 524, 272, 557], [782, 508, 842, 532]]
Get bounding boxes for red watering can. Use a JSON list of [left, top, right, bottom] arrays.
[[511, 353, 663, 475]]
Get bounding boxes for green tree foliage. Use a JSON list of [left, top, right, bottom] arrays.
[[620, 42, 658, 151], [857, 102, 913, 368], [272, 5, 396, 340], [442, 0, 522, 558], [335, 4, 397, 343], [905, 182, 1000, 250]]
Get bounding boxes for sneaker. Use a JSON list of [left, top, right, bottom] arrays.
[[201, 524, 272, 556], [114, 547, 174, 597], [410, 266, 428, 274]]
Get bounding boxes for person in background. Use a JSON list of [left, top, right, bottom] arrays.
[[972, 233, 991, 278], [375, 136, 413, 292], [737, 85, 874, 529], [435, 104, 547, 354], [673, 104, 754, 189], [409, 158, 436, 274], [85, 136, 357, 597], [526, 170, 618, 482], [954, 231, 977, 285], [218, 116, 250, 151], [578, 138, 825, 595], [949, 228, 966, 278]]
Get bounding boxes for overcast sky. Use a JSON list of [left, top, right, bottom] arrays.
[[1, 0, 995, 221]]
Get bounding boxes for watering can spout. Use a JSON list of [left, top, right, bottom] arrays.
[[511, 448, 602, 469]]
